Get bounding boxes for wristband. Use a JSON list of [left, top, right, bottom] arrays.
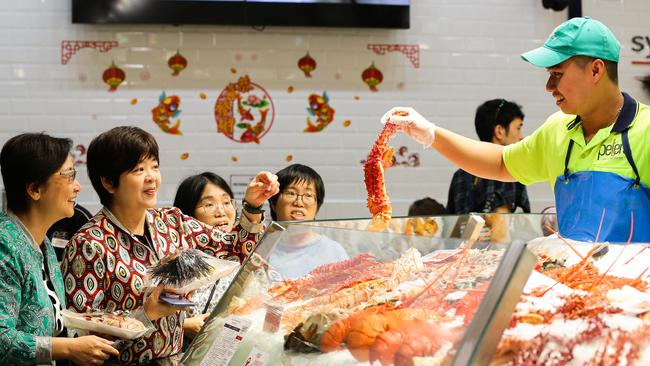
[[242, 200, 264, 214]]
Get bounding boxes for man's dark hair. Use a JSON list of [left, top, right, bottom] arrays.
[[408, 197, 446, 216], [173, 172, 234, 217], [474, 99, 524, 142], [269, 164, 325, 221], [1, 133, 72, 214], [87, 126, 159, 207], [573, 55, 618, 85]]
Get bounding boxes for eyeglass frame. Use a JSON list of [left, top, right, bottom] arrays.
[[280, 190, 317, 205], [196, 198, 238, 216], [58, 167, 77, 183]]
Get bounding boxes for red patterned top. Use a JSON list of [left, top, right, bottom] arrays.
[[61, 207, 263, 365]]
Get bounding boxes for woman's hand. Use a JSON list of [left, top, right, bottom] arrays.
[[52, 335, 119, 366], [243, 171, 280, 208], [183, 313, 209, 339], [144, 284, 188, 321]]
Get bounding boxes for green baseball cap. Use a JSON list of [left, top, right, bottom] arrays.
[[521, 17, 620, 68]]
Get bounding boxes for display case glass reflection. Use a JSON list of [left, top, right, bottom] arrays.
[[183, 214, 544, 366]]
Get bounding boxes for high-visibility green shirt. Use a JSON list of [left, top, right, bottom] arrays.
[[503, 93, 650, 191]]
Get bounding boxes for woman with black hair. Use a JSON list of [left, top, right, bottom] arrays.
[[0, 133, 120, 365], [267, 164, 348, 280], [172, 172, 241, 338], [61, 126, 278, 364]]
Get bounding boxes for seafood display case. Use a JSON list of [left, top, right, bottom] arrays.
[[182, 214, 545, 366]]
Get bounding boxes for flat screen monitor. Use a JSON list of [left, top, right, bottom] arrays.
[[72, 0, 410, 29]]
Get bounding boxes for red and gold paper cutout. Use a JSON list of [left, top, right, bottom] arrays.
[[151, 92, 182, 135], [61, 40, 118, 65], [304, 91, 335, 133], [168, 50, 188, 76], [297, 52, 317, 78], [367, 44, 420, 68], [214, 75, 275, 144], [362, 62, 383, 92]]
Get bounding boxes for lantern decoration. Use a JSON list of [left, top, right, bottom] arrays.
[[151, 91, 183, 135], [180, 152, 189, 160], [130, 98, 138, 105], [304, 91, 335, 133], [361, 62, 383, 92], [231, 155, 238, 162], [168, 50, 188, 77], [287, 86, 294, 93], [285, 154, 293, 162], [199, 92, 207, 100], [343, 120, 351, 127], [102, 61, 125, 92], [297, 52, 317, 78]]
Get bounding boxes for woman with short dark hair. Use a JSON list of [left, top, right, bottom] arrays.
[[173, 172, 239, 337], [174, 172, 235, 231], [0, 133, 120, 365], [267, 164, 348, 280], [62, 126, 278, 364]]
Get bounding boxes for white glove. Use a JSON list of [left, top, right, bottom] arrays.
[[381, 107, 436, 148]]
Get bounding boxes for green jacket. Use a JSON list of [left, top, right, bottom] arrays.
[[0, 211, 65, 365]]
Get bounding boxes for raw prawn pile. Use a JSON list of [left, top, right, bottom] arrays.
[[229, 247, 504, 365]]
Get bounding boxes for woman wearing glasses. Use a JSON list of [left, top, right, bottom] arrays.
[[61, 126, 279, 365], [172, 172, 243, 339], [267, 164, 348, 280], [0, 133, 120, 365]]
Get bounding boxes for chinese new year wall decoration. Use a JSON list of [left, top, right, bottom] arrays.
[[151, 92, 183, 135], [360, 145, 419, 167], [168, 50, 188, 77], [304, 91, 335, 133], [362, 62, 383, 92], [214, 75, 275, 144], [73, 144, 87, 167], [297, 52, 317, 78], [102, 61, 125, 92]]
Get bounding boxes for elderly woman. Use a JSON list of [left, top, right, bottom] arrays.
[[61, 126, 278, 365], [0, 133, 119, 365]]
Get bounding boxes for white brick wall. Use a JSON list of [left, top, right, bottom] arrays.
[[1, 0, 649, 219]]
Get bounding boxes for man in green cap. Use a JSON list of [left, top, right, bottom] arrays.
[[382, 17, 650, 243]]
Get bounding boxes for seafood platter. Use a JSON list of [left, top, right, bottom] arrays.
[[62, 309, 147, 339], [182, 215, 539, 366]]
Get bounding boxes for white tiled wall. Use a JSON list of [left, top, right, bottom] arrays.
[[1, 0, 649, 219]]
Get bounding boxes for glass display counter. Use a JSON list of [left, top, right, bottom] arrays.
[[182, 214, 549, 366]]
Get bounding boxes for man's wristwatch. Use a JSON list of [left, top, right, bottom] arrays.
[[242, 200, 264, 214]]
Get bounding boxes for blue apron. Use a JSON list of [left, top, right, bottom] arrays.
[[554, 126, 650, 243]]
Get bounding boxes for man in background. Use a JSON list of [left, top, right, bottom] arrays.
[[446, 99, 530, 214]]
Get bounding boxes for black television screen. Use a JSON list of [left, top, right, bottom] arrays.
[[72, 0, 410, 29]]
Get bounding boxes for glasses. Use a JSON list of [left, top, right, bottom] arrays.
[[197, 199, 237, 215], [281, 190, 316, 205], [58, 168, 77, 183]]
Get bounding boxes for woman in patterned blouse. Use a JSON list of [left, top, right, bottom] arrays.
[[0, 133, 120, 365], [61, 126, 279, 365]]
